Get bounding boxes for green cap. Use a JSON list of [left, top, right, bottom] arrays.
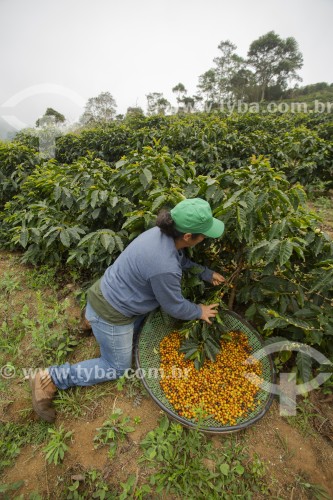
[[170, 198, 225, 238]]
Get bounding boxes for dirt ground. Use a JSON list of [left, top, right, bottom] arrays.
[[2, 392, 333, 498], [0, 251, 332, 499]]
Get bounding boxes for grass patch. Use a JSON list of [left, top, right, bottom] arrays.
[[0, 421, 50, 473], [24, 264, 59, 290], [293, 474, 331, 500], [53, 384, 111, 418], [285, 398, 323, 437]]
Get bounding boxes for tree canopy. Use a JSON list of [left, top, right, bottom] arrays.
[[247, 31, 303, 101], [197, 31, 304, 105], [146, 93, 171, 115], [36, 108, 66, 127], [80, 92, 117, 124]]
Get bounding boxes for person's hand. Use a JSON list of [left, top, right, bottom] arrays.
[[211, 272, 225, 286], [199, 303, 219, 324]]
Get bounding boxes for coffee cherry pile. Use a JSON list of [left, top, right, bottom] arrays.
[[159, 330, 263, 426]]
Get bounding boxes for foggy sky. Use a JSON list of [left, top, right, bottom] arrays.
[[0, 0, 332, 134]]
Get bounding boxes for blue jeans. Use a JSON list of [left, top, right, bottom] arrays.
[[49, 302, 145, 390]]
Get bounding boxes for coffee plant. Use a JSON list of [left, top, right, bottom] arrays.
[[0, 141, 39, 209], [1, 112, 332, 382]]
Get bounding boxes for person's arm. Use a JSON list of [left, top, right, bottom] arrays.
[[178, 250, 225, 284], [178, 250, 213, 282], [150, 272, 220, 324], [149, 272, 201, 320]]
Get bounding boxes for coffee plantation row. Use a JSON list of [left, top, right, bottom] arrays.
[[7, 111, 333, 186], [0, 111, 332, 383]]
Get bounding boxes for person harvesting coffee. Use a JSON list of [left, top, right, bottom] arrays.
[[30, 198, 225, 422]]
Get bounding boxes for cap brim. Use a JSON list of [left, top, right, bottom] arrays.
[[202, 218, 225, 238]]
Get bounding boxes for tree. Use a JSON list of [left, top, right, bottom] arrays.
[[125, 106, 145, 118], [172, 83, 187, 106], [197, 69, 219, 110], [80, 91, 117, 124], [36, 108, 65, 127], [181, 96, 196, 113], [197, 41, 247, 107], [213, 40, 245, 101], [146, 93, 171, 115], [229, 68, 256, 101], [247, 31, 303, 101]]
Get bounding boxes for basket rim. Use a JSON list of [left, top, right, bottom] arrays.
[[135, 308, 276, 433]]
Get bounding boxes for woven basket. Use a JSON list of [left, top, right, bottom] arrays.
[[135, 309, 275, 433]]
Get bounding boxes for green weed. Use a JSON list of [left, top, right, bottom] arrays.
[[294, 474, 331, 500], [63, 468, 118, 499], [42, 425, 73, 465], [321, 376, 333, 395], [0, 304, 29, 357], [119, 474, 152, 500], [312, 196, 333, 211], [0, 421, 50, 472], [139, 415, 268, 498], [116, 375, 147, 406], [0, 271, 21, 295], [94, 408, 135, 459], [53, 385, 109, 418], [274, 429, 295, 460], [25, 264, 58, 289], [21, 292, 79, 365], [0, 481, 25, 499], [0, 291, 78, 365], [285, 397, 323, 437], [310, 195, 333, 233]]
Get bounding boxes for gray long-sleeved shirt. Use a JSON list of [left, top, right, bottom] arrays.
[[100, 226, 213, 320]]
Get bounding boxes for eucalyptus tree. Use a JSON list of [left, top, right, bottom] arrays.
[[146, 93, 171, 115], [36, 108, 66, 127], [197, 69, 219, 111], [213, 40, 245, 101], [80, 91, 117, 124], [229, 68, 256, 101], [247, 31, 303, 101], [198, 40, 247, 107], [172, 83, 187, 104]]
